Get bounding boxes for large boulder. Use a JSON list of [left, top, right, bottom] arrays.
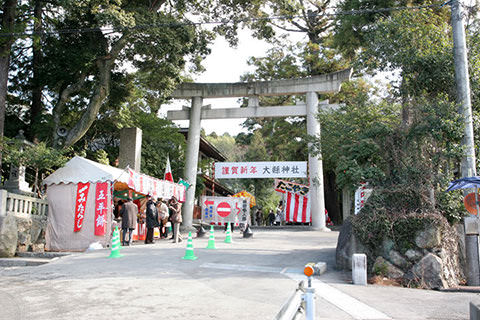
[[388, 250, 410, 269], [412, 253, 447, 289], [336, 218, 354, 270], [381, 238, 395, 257], [0, 215, 18, 257], [16, 216, 32, 252], [415, 224, 441, 249], [372, 256, 404, 279], [336, 218, 367, 270], [31, 216, 47, 244], [405, 249, 423, 262]]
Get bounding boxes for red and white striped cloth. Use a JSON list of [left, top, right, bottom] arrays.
[[284, 192, 311, 223], [284, 191, 334, 225]]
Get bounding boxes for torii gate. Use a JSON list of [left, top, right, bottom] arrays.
[[168, 69, 352, 231]]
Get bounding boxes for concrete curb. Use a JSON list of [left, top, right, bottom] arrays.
[[314, 262, 327, 276], [440, 286, 480, 293], [0, 257, 51, 267]]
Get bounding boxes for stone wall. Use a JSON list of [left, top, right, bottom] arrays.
[[336, 216, 466, 289], [0, 190, 48, 257]]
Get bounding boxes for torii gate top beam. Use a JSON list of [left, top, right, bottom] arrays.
[[172, 69, 352, 99]]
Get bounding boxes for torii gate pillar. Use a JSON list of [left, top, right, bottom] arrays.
[[306, 92, 328, 231], [169, 69, 352, 231], [182, 96, 203, 230]]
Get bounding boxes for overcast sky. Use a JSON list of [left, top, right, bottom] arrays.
[[160, 29, 276, 136]]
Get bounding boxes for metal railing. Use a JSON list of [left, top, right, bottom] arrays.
[[0, 189, 48, 217], [275, 264, 316, 320]]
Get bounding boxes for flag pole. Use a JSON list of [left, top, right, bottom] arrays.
[[476, 187, 479, 216], [212, 162, 215, 196]]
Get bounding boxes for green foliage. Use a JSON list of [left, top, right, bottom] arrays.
[[2, 139, 69, 173], [206, 133, 243, 162], [372, 260, 389, 276], [5, 0, 261, 149], [333, 0, 450, 61], [358, 9, 454, 99], [95, 149, 110, 165], [1, 138, 70, 189], [117, 104, 186, 180], [317, 79, 401, 189], [352, 191, 440, 254]]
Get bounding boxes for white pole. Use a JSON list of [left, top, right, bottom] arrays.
[[304, 286, 316, 320]]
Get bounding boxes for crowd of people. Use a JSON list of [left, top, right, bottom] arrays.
[[114, 197, 292, 246], [252, 201, 284, 226], [114, 195, 183, 246]]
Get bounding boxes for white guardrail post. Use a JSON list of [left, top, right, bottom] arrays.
[[274, 263, 317, 320], [303, 263, 316, 320]]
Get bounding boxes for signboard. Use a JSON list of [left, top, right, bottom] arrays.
[[215, 162, 307, 179], [274, 179, 309, 196], [464, 193, 480, 215], [201, 196, 250, 226]]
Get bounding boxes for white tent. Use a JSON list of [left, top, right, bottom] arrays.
[[42, 156, 128, 251], [43, 156, 128, 186], [43, 156, 187, 251]]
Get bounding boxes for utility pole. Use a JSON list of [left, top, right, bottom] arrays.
[[450, 0, 479, 286]]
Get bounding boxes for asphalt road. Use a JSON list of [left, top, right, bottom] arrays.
[[0, 228, 479, 320]]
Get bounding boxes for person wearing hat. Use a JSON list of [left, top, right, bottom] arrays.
[[144, 194, 158, 244], [120, 197, 138, 246]]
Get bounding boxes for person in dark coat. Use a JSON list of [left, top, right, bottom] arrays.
[[144, 195, 158, 244], [121, 197, 138, 246], [267, 210, 275, 226]]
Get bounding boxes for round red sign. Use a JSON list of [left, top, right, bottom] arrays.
[[216, 202, 232, 218]]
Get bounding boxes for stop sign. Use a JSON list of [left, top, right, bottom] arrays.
[[216, 202, 232, 218]]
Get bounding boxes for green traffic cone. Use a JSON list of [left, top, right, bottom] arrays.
[[224, 223, 233, 244], [182, 232, 198, 260], [206, 225, 216, 249], [108, 226, 123, 258]]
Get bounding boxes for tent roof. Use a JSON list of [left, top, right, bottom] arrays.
[[42, 156, 129, 186]]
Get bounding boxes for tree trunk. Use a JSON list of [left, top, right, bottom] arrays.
[[30, 0, 43, 142], [53, 34, 129, 149], [0, 0, 18, 180], [324, 170, 340, 224], [63, 58, 112, 147], [50, 1, 167, 149]]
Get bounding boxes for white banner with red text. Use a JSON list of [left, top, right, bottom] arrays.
[[214, 162, 307, 179], [354, 183, 373, 215]]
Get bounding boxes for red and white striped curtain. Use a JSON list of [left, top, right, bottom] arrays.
[[284, 192, 311, 223]]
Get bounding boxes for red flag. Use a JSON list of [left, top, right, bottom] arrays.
[[164, 156, 173, 182]]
